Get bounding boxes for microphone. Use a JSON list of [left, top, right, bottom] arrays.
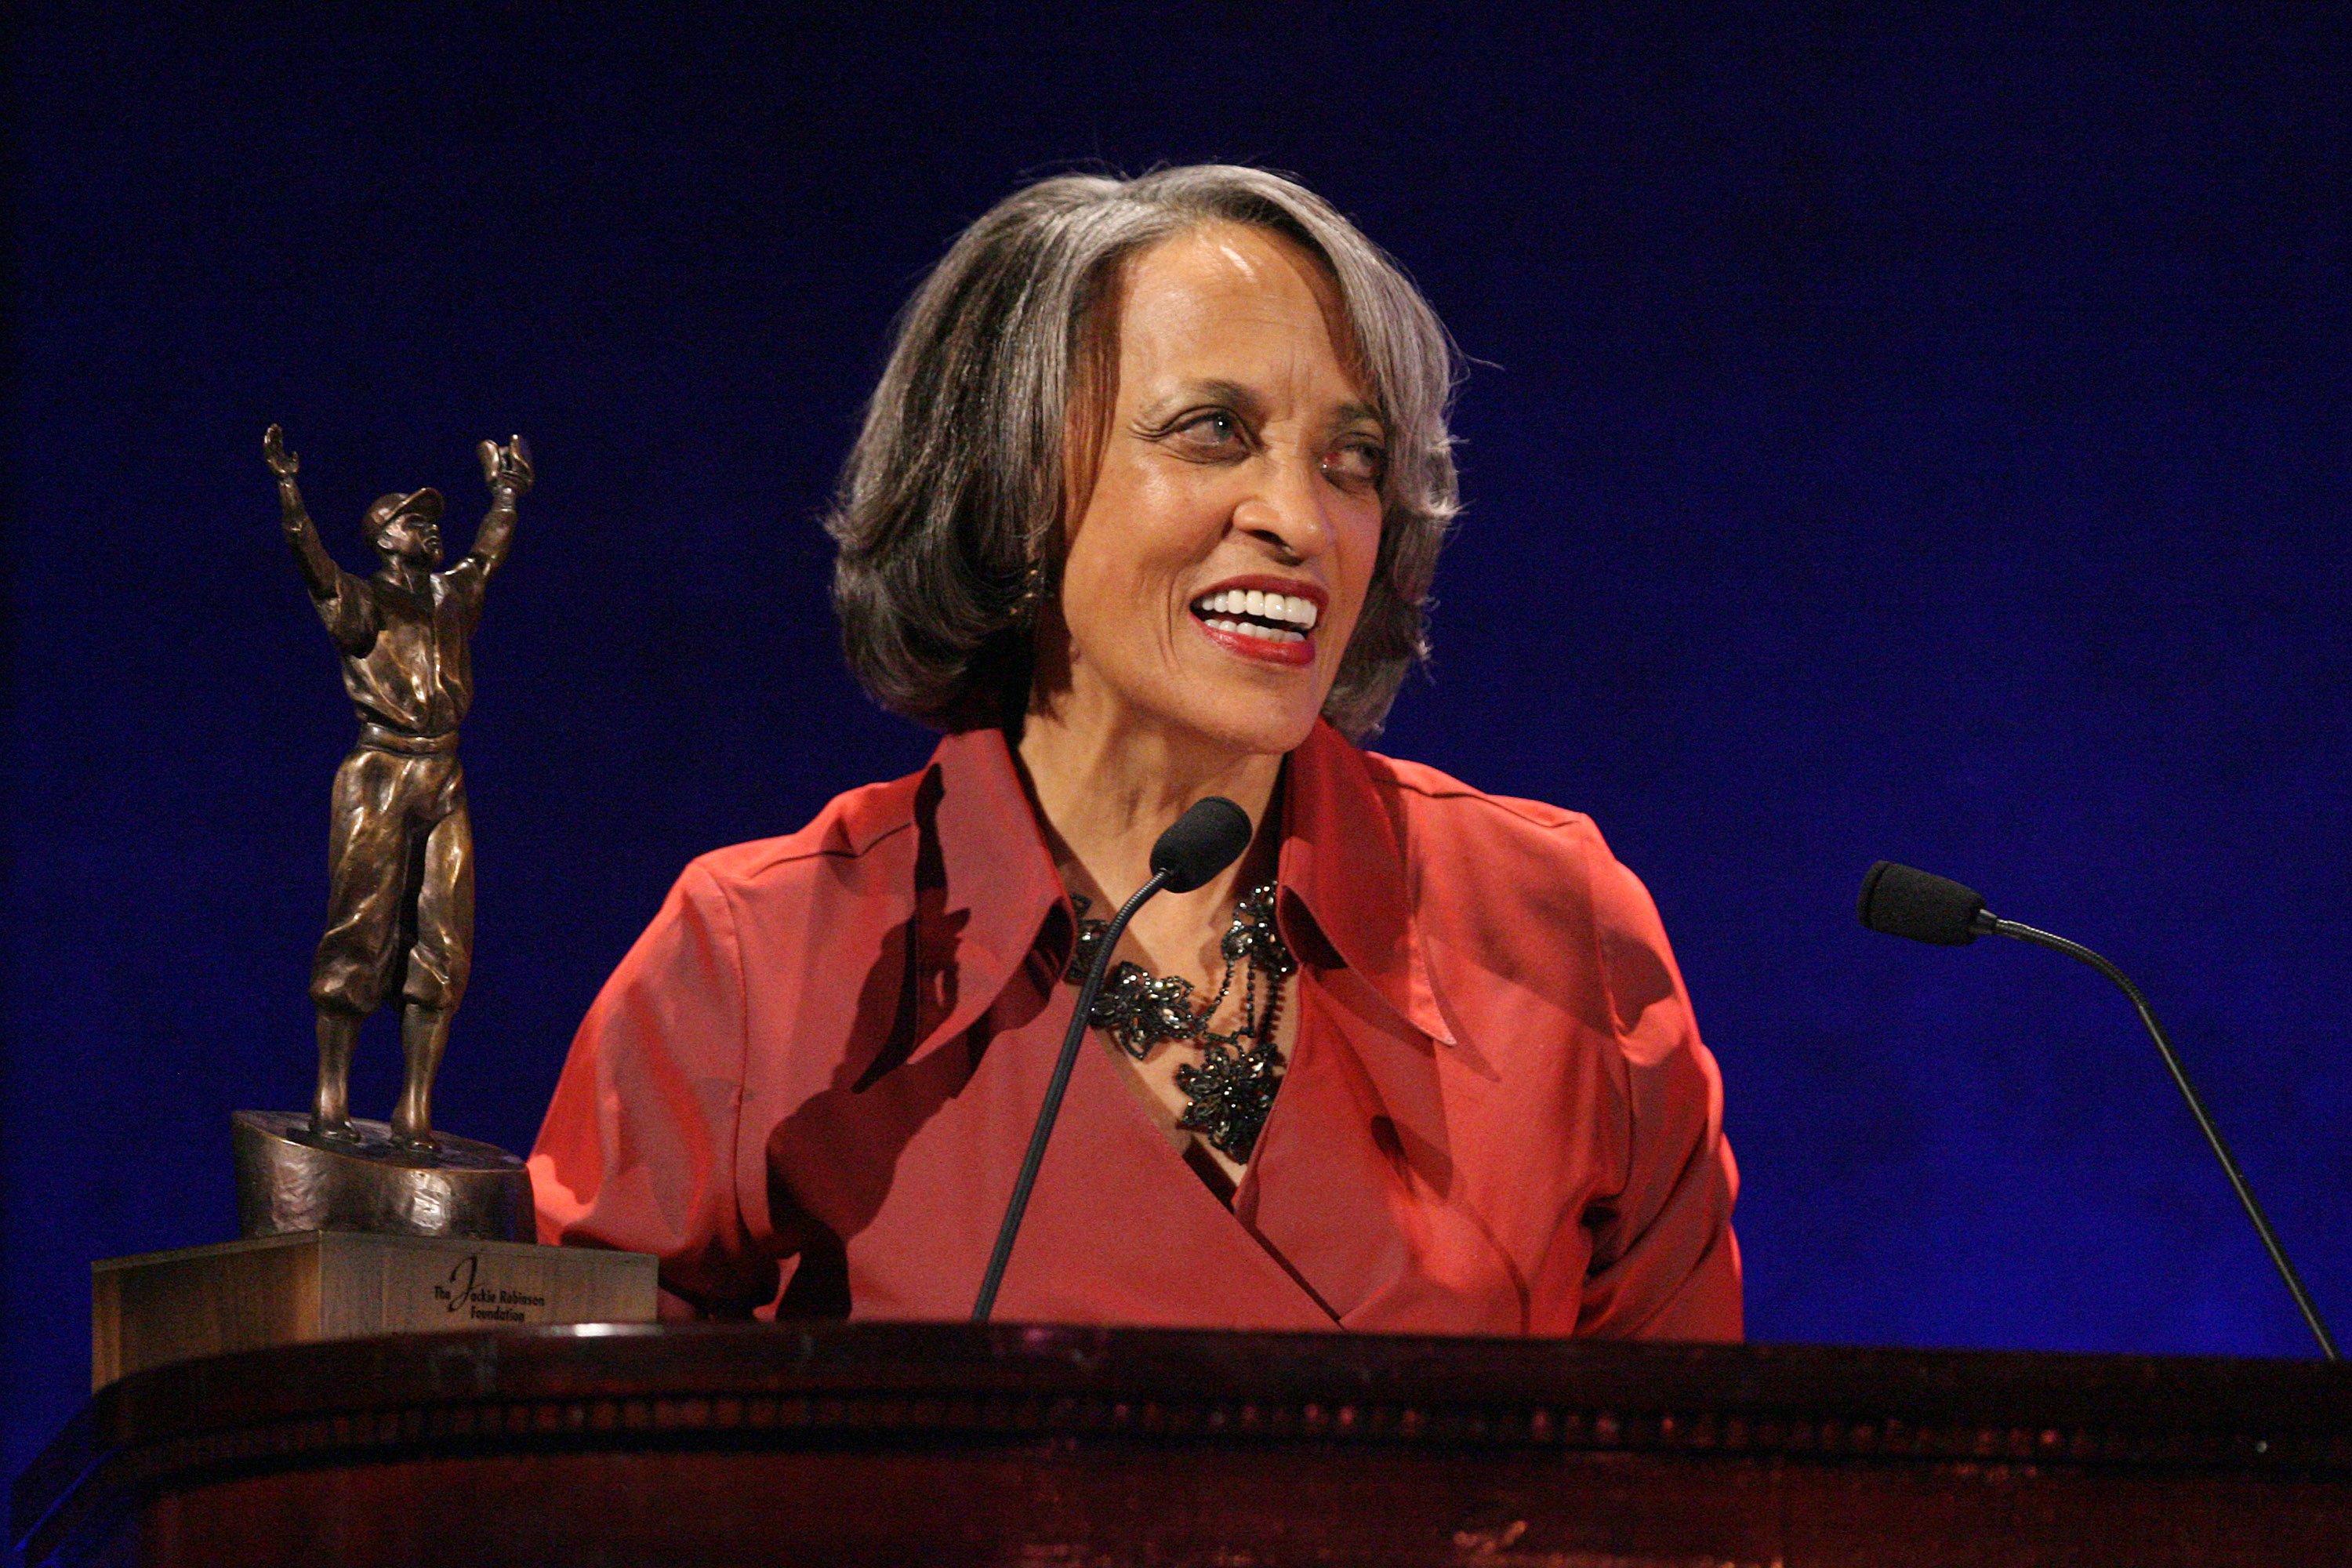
[[1857, 860, 1993, 946], [1149, 796, 1256, 892], [972, 797, 1255, 1322], [1859, 861, 2339, 1359]]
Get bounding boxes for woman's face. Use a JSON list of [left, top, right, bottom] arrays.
[[1045, 222, 1387, 757]]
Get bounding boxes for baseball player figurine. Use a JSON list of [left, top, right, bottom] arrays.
[[265, 423, 532, 1152]]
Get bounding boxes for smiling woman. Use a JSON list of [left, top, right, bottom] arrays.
[[529, 166, 1741, 1338]]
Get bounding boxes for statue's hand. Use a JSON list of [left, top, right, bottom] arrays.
[[478, 434, 534, 497], [263, 423, 299, 479]]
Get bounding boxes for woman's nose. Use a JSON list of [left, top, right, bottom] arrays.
[[1232, 449, 1332, 561]]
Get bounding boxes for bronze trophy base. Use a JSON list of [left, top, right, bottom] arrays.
[[89, 1230, 658, 1388], [82, 1115, 652, 1388], [232, 1109, 535, 1243]]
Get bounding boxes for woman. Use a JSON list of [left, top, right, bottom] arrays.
[[532, 165, 1740, 1338]]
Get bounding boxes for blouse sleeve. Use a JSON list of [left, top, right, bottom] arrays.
[[528, 860, 782, 1319], [1546, 852, 1744, 1341]]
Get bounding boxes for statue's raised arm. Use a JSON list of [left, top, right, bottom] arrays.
[[265, 424, 342, 602], [466, 434, 533, 580]]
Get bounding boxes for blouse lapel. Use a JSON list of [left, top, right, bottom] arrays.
[[1002, 992, 1341, 1330], [1236, 724, 1526, 1334], [1236, 964, 1525, 1334]]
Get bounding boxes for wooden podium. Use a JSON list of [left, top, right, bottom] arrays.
[[13, 1322, 2350, 1566]]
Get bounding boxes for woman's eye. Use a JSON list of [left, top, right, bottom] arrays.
[[1171, 411, 1247, 453], [1321, 439, 1386, 490]]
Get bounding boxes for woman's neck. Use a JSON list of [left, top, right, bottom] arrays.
[[1015, 691, 1283, 927]]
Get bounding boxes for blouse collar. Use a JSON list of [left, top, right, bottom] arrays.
[[906, 718, 1455, 1064]]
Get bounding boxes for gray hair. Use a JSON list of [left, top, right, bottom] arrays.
[[826, 164, 1460, 739]]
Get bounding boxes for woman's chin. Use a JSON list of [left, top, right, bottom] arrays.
[[1046, 644, 1335, 759], [1152, 690, 1326, 760]]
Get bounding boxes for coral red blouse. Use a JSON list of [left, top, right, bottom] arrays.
[[530, 720, 1741, 1338]]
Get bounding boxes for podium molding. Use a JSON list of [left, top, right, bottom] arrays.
[[16, 1322, 2352, 1566]]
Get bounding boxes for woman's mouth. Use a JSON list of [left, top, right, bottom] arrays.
[[1189, 586, 1320, 667]]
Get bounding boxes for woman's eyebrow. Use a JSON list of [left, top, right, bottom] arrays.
[[1174, 379, 1269, 421], [1332, 401, 1386, 430]]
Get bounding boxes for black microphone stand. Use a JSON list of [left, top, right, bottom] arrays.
[[971, 868, 1172, 1323], [1978, 909, 2340, 1361]]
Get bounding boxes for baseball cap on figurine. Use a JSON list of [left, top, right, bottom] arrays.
[[365, 488, 445, 537]]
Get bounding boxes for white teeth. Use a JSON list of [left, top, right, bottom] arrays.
[[1203, 617, 1302, 644], [1191, 587, 1320, 631]]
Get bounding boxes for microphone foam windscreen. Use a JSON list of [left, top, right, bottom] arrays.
[[1152, 797, 1254, 893], [1857, 861, 1988, 946]]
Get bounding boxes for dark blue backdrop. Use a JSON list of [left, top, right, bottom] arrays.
[[8, 5, 2347, 1476]]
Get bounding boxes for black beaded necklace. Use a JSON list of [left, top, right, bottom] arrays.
[[1065, 883, 1298, 1162]]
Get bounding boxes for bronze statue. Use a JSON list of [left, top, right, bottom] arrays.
[[263, 423, 532, 1150]]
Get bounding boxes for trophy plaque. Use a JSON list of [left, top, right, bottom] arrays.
[[90, 428, 655, 1388]]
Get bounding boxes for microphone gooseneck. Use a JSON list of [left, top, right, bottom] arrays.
[[972, 797, 1256, 1323], [1858, 862, 2339, 1360]]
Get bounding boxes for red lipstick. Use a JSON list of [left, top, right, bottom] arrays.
[[1187, 575, 1327, 670]]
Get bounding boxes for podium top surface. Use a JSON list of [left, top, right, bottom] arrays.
[[17, 1322, 2352, 1557]]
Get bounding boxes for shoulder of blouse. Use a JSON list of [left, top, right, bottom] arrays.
[[1353, 744, 1624, 899], [1340, 741, 1686, 1058], [681, 766, 929, 898]]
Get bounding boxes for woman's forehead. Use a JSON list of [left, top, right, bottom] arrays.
[[1115, 224, 1366, 401]]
